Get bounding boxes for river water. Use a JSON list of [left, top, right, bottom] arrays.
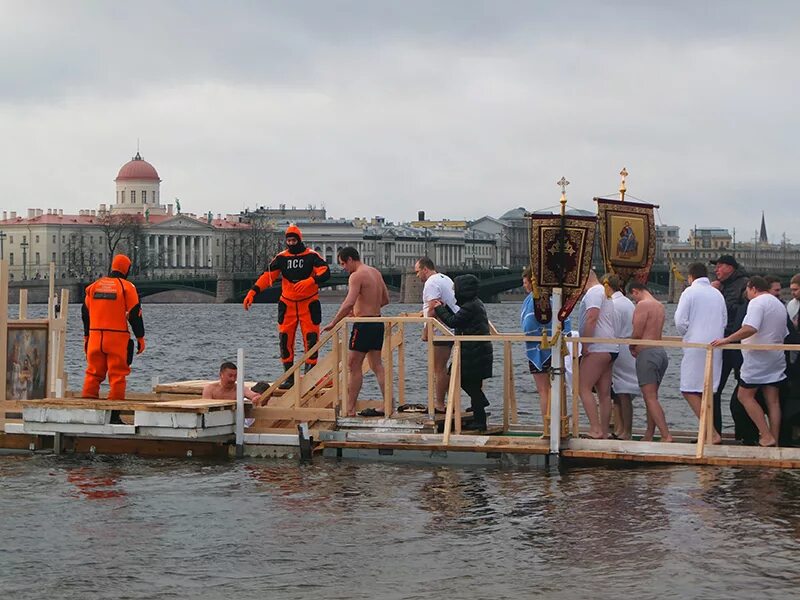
[[2, 302, 799, 599]]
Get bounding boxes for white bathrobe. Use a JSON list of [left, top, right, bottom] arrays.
[[674, 277, 727, 393], [611, 291, 640, 395]]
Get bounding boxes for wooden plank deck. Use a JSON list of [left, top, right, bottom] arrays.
[[21, 397, 235, 413], [319, 431, 800, 468]]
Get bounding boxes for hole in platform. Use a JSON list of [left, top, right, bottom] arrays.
[[378, 448, 394, 456]]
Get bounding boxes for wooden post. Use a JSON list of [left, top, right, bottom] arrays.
[[503, 341, 512, 431], [56, 288, 70, 391], [397, 323, 406, 408], [695, 346, 714, 458], [443, 341, 461, 444], [571, 337, 580, 437], [48, 262, 56, 320], [292, 363, 302, 408], [0, 260, 8, 428], [331, 327, 340, 413], [18, 288, 27, 319], [235, 348, 245, 457], [340, 324, 349, 414], [508, 346, 518, 426], [426, 320, 435, 415], [382, 322, 393, 417], [453, 344, 462, 435]]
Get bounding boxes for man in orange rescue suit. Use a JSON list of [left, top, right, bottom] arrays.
[[243, 225, 330, 388], [81, 254, 146, 403]]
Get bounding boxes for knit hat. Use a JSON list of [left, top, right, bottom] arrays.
[[285, 224, 302, 241], [111, 254, 132, 275], [710, 254, 739, 269]]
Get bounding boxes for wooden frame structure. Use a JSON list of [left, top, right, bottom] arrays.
[[4, 264, 800, 467], [1, 261, 69, 434]]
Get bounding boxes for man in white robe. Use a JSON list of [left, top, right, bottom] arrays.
[[674, 262, 727, 444]]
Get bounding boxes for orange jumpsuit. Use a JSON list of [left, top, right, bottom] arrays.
[[81, 276, 145, 400], [250, 246, 330, 367]]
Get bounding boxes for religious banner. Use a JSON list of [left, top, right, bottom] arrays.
[[595, 197, 656, 285], [528, 212, 598, 322]]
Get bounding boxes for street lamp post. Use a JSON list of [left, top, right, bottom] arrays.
[[0, 230, 6, 260], [20, 240, 29, 279]]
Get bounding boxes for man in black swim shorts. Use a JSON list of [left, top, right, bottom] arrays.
[[322, 247, 391, 417], [349, 322, 385, 353]]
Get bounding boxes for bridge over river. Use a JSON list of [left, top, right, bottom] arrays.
[[9, 263, 797, 304], [132, 267, 526, 304]]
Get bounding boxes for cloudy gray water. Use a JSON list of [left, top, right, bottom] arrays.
[[2, 302, 799, 599]]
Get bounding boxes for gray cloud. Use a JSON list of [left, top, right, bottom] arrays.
[[1, 1, 799, 242]]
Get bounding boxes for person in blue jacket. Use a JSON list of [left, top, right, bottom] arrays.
[[520, 266, 570, 427]]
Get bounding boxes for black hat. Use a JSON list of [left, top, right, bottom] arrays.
[[710, 254, 738, 268]]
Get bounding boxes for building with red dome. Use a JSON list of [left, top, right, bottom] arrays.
[[113, 152, 166, 216]]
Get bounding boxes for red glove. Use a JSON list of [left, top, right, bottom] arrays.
[[83, 336, 89, 353], [137, 337, 146, 354], [243, 289, 257, 310]]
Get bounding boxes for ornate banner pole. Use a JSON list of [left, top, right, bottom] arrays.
[[550, 177, 569, 453]]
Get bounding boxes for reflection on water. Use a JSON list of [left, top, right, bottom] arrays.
[[4, 304, 799, 598], [1, 455, 798, 599]]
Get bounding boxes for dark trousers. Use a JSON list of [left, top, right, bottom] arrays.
[[713, 348, 742, 433], [461, 377, 489, 422]]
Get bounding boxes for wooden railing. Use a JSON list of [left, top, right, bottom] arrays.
[[254, 313, 800, 456], [567, 335, 800, 457]]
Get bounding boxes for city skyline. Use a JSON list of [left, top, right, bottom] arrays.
[[1, 2, 799, 241]]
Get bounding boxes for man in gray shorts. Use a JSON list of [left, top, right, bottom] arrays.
[[635, 346, 669, 387], [628, 281, 673, 442]]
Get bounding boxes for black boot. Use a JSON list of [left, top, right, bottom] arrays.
[[279, 364, 294, 390], [470, 407, 487, 432]]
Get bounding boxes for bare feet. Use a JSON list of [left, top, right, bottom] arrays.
[[661, 435, 674, 443], [759, 434, 777, 447], [711, 432, 722, 445]]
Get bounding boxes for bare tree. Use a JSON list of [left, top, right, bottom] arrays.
[[98, 213, 145, 272], [238, 213, 283, 273]]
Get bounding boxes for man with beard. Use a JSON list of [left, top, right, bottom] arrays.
[[244, 225, 330, 388], [710, 254, 748, 434]]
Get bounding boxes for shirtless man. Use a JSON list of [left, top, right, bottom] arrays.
[[322, 247, 390, 417], [628, 281, 673, 442], [202, 362, 261, 401]]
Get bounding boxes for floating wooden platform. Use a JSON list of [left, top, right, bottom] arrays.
[[319, 431, 800, 468], [2, 269, 799, 468], [19, 397, 237, 440]]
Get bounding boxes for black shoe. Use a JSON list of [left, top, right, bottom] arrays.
[[110, 410, 124, 425], [251, 381, 269, 394], [279, 373, 294, 390], [304, 363, 314, 374]]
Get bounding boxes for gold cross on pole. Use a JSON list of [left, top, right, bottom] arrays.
[[619, 167, 628, 201], [557, 176, 570, 214]]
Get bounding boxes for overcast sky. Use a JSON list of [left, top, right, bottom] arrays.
[[1, 1, 798, 243]]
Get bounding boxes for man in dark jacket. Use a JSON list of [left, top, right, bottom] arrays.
[[432, 274, 493, 431], [710, 254, 748, 434]]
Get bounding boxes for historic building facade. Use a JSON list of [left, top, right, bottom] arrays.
[[0, 151, 513, 281]]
